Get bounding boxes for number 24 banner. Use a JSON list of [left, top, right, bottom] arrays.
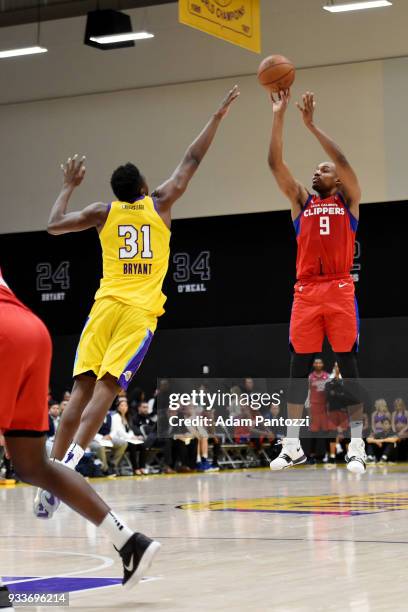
[[179, 0, 261, 53]]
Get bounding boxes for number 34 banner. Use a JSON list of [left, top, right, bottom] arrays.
[[179, 0, 261, 53]]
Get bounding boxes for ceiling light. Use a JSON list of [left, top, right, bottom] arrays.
[[90, 31, 154, 44], [85, 9, 153, 50], [0, 45, 47, 59], [323, 1, 392, 12]]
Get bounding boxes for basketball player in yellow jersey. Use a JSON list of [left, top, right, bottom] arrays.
[[34, 85, 240, 521]]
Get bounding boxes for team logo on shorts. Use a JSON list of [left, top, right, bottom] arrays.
[[124, 371, 132, 382]]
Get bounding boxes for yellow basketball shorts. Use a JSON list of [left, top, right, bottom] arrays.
[[73, 297, 157, 389]]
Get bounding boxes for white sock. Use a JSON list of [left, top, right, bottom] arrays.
[[60, 443, 85, 470], [350, 420, 363, 441], [100, 511, 133, 550], [286, 425, 300, 441]]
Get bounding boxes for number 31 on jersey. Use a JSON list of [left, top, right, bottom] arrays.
[[118, 225, 152, 259]]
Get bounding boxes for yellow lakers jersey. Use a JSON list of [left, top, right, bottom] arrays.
[[94, 196, 170, 316]]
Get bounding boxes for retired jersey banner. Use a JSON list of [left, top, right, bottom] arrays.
[[179, 0, 261, 53]]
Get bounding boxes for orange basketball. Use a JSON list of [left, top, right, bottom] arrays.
[[257, 55, 295, 93]]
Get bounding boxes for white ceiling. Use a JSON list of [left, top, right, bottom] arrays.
[[0, 0, 407, 105]]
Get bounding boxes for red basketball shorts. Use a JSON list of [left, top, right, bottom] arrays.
[[289, 276, 359, 354], [327, 410, 349, 431], [0, 302, 51, 433], [309, 404, 329, 432]]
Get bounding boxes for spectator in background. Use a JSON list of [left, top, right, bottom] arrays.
[[172, 404, 199, 472], [129, 401, 158, 475], [366, 418, 399, 463], [132, 401, 174, 475], [325, 362, 349, 463], [47, 402, 60, 439], [305, 358, 330, 464], [151, 379, 170, 417], [391, 398, 408, 461], [89, 411, 128, 475], [0, 433, 16, 481], [391, 398, 408, 438], [242, 377, 257, 397], [371, 399, 392, 433], [228, 385, 244, 417], [62, 390, 71, 402]]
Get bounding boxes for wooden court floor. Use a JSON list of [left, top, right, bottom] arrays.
[[2, 464, 408, 612]]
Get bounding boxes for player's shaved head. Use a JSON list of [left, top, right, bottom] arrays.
[[111, 162, 147, 203], [312, 161, 340, 196]]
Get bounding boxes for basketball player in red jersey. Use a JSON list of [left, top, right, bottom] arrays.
[[307, 358, 330, 434], [268, 90, 366, 474], [0, 268, 161, 600]]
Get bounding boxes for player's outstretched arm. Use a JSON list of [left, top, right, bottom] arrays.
[[297, 92, 361, 217], [47, 155, 108, 235], [268, 89, 309, 220], [152, 85, 240, 221]]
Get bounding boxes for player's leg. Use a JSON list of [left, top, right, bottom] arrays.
[[270, 283, 322, 470], [73, 373, 121, 449], [270, 351, 314, 470], [327, 281, 365, 467], [50, 374, 96, 461], [38, 305, 157, 517], [326, 280, 366, 473], [335, 351, 366, 473], [34, 301, 119, 518], [6, 434, 160, 588]]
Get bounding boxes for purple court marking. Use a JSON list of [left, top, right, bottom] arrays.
[[4, 577, 121, 594]]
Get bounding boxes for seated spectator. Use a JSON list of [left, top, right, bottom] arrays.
[[391, 398, 408, 438], [0, 433, 17, 481], [89, 411, 128, 475], [371, 399, 391, 433], [228, 385, 244, 417], [132, 401, 174, 474], [47, 402, 60, 438], [110, 398, 146, 475], [126, 400, 157, 475], [172, 405, 199, 473], [366, 418, 399, 463], [62, 390, 71, 402]]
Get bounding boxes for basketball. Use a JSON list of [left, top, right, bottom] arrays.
[[257, 54, 295, 93]]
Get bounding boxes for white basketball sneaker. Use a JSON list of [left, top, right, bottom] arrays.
[[270, 438, 306, 470], [345, 439, 367, 474], [33, 488, 61, 519]]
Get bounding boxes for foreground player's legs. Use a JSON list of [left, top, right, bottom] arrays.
[[73, 374, 120, 449], [335, 351, 366, 474], [35, 373, 120, 518], [7, 435, 160, 587], [270, 351, 313, 470]]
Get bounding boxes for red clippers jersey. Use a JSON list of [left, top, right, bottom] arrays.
[[294, 192, 358, 281], [309, 371, 330, 406]]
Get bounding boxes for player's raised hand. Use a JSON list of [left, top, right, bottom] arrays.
[[270, 89, 290, 115], [296, 91, 316, 127], [61, 154, 86, 188], [214, 85, 240, 119]]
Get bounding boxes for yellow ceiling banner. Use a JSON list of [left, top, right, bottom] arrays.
[[179, 0, 261, 54]]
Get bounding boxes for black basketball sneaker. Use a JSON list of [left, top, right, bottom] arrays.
[[118, 532, 161, 589]]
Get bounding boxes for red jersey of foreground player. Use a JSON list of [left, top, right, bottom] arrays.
[[0, 267, 51, 433]]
